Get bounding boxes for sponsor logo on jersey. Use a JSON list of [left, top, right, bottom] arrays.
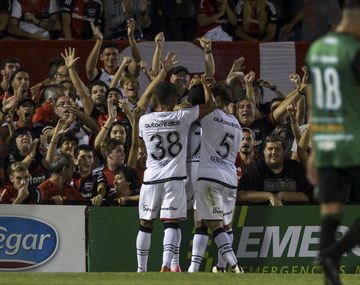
[[210, 155, 233, 167], [84, 182, 94, 192], [213, 117, 240, 129], [0, 216, 58, 270], [145, 121, 180, 128]]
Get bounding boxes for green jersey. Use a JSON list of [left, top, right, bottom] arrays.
[[306, 32, 360, 168]]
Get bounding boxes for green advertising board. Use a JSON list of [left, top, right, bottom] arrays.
[[87, 205, 360, 273]]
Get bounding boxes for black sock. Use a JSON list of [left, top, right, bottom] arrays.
[[327, 217, 360, 259], [320, 214, 342, 252]]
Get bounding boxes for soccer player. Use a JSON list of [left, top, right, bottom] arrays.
[[136, 76, 216, 272], [306, 1, 360, 284], [189, 82, 243, 273]]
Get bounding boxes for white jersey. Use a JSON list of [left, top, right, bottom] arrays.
[[198, 109, 242, 188], [187, 121, 201, 163], [139, 106, 199, 184]]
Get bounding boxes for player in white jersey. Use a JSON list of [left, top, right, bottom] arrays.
[[188, 83, 244, 273], [136, 76, 216, 272]]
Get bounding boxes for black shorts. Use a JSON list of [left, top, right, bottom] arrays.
[[317, 167, 360, 203]]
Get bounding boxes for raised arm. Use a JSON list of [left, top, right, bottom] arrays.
[[198, 75, 217, 119], [136, 52, 178, 112], [151, 32, 164, 76], [86, 21, 103, 81], [62, 47, 94, 115], [94, 100, 117, 153], [119, 99, 142, 169], [127, 19, 141, 75], [199, 37, 215, 78], [45, 119, 69, 165], [109, 57, 132, 88]]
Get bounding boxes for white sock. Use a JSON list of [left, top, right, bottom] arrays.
[[162, 227, 178, 268], [213, 228, 237, 267], [188, 231, 209, 272], [216, 230, 233, 269], [136, 229, 152, 272], [171, 228, 181, 268]]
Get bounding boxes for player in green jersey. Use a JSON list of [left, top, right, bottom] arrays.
[[307, 1, 360, 285]]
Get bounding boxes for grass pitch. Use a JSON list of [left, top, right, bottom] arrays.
[[0, 273, 358, 285]]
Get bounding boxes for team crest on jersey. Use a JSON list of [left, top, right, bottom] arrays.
[[84, 182, 94, 192], [88, 8, 96, 17]]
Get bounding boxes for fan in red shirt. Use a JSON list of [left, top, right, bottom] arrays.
[[36, 153, 84, 204], [0, 162, 30, 204]]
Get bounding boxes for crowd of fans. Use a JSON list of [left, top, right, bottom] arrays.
[[0, 0, 345, 42], [0, 0, 357, 207]]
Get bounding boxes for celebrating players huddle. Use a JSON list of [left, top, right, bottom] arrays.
[[135, 60, 243, 273]]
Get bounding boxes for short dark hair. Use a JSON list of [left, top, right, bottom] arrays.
[[50, 153, 74, 173], [100, 43, 119, 54], [155, 82, 178, 106], [212, 83, 232, 106], [114, 165, 138, 191], [188, 84, 205, 106], [58, 132, 78, 148], [242, 127, 255, 140], [105, 87, 123, 102], [102, 139, 125, 156], [90, 80, 108, 94], [8, 68, 29, 93], [74, 144, 95, 158], [48, 58, 65, 79], [0, 58, 20, 70], [265, 134, 286, 150]]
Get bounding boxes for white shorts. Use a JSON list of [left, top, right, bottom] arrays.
[[139, 180, 187, 221], [194, 180, 236, 225]]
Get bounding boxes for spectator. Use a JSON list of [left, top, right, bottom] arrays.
[[59, 0, 102, 40], [233, 0, 277, 41], [0, 0, 13, 39], [238, 134, 312, 205], [197, 0, 237, 41], [0, 162, 30, 204], [102, 0, 151, 40], [235, 127, 256, 181], [106, 165, 139, 206], [0, 58, 20, 95], [7, 0, 61, 40], [35, 153, 84, 204], [72, 144, 107, 206], [6, 127, 48, 188]]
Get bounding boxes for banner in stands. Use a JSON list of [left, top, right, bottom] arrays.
[[88, 206, 360, 273], [0, 205, 86, 272]]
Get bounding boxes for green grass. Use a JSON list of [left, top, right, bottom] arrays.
[[0, 273, 359, 285]]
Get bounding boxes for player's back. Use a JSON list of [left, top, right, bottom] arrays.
[[139, 106, 199, 184], [307, 32, 360, 168], [198, 108, 242, 188]]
